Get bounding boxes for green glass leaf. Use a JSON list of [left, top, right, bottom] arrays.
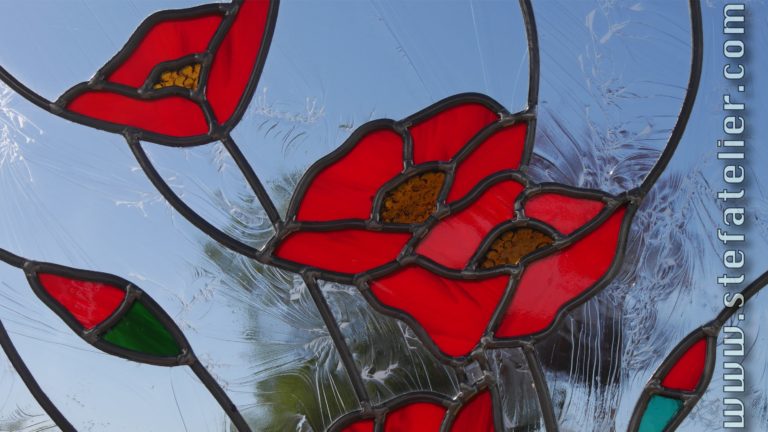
[[638, 395, 683, 432], [102, 301, 181, 357]]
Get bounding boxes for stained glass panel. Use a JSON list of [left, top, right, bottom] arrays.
[[0, 0, 766, 431]]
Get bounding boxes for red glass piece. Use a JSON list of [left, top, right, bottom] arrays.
[[525, 193, 605, 235], [37, 273, 126, 330], [447, 122, 527, 202], [66, 91, 209, 137], [297, 129, 403, 221], [496, 206, 626, 338], [416, 180, 524, 269], [107, 14, 223, 87], [341, 419, 375, 432], [274, 229, 411, 274], [371, 266, 508, 356], [410, 103, 498, 164], [451, 391, 494, 432], [384, 402, 446, 431], [207, 0, 271, 124], [661, 338, 708, 391]]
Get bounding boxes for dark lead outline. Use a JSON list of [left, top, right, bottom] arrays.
[[626, 330, 717, 432], [627, 269, 768, 432], [345, 197, 633, 369], [0, 0, 708, 430], [487, 200, 638, 347], [0, 0, 280, 147], [325, 382, 503, 432], [0, 251, 254, 432], [303, 274, 371, 407], [0, 320, 76, 432], [23, 261, 194, 367]]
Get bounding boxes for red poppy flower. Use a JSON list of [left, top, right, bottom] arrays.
[[337, 390, 495, 431], [52, 0, 277, 145], [269, 94, 632, 358]]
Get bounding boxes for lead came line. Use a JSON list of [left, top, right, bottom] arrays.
[[303, 274, 371, 406]]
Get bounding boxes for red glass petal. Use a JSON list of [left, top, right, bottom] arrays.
[[661, 338, 708, 392], [66, 91, 209, 137], [410, 103, 498, 164], [496, 206, 627, 338], [451, 391, 494, 432], [37, 273, 126, 330], [274, 229, 410, 274], [107, 14, 223, 88], [384, 402, 446, 431], [206, 0, 271, 124], [297, 129, 403, 221], [447, 122, 527, 203], [371, 266, 508, 357], [341, 419, 374, 432], [416, 180, 523, 269], [525, 193, 605, 235]]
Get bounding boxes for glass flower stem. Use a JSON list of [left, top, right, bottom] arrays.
[[303, 274, 371, 407], [0, 250, 74, 430], [522, 344, 559, 432], [125, 135, 268, 260], [0, 320, 76, 432], [189, 357, 253, 432], [0, 247, 254, 432], [221, 134, 283, 228]]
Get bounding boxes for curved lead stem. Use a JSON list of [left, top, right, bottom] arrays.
[[627, 269, 768, 432], [126, 135, 266, 260], [0, 251, 75, 430], [0, 321, 76, 432], [715, 269, 768, 328], [519, 0, 539, 113], [523, 344, 558, 432], [303, 274, 371, 407], [635, 0, 703, 196], [221, 134, 283, 228], [189, 359, 253, 432]]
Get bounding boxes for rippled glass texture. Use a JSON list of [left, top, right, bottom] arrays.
[[0, 1, 766, 432]]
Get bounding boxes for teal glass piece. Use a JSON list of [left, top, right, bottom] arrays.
[[638, 395, 683, 432]]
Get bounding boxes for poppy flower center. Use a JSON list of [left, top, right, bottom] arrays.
[[380, 171, 446, 223], [153, 63, 202, 90], [480, 228, 554, 269]]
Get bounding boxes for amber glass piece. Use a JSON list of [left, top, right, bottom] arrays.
[[106, 14, 222, 88], [480, 228, 554, 269], [416, 180, 524, 269], [153, 63, 202, 90], [497, 207, 626, 337], [380, 172, 445, 223]]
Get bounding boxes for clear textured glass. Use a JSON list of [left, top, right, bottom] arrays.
[[140, 142, 275, 251], [320, 281, 460, 405], [488, 348, 545, 431], [0, 0, 765, 431]]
